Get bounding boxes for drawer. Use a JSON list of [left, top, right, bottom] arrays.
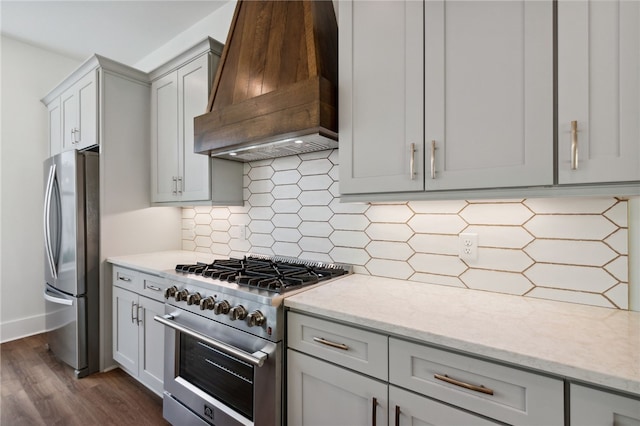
[[287, 312, 388, 380], [140, 274, 171, 302], [389, 338, 564, 426], [112, 266, 141, 291]]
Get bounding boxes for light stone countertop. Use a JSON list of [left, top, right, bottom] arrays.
[[106, 251, 640, 397], [285, 273, 640, 397]]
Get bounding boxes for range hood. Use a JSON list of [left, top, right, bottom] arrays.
[[194, 0, 338, 162]]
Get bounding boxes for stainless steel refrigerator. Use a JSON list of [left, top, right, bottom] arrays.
[[43, 149, 99, 378]]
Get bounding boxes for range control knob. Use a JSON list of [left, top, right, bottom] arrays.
[[246, 310, 266, 327], [199, 296, 216, 311], [174, 289, 189, 302], [164, 286, 178, 299], [229, 305, 248, 321], [213, 300, 230, 315], [186, 292, 202, 306]]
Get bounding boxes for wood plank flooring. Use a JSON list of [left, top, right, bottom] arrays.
[[1, 333, 169, 425]]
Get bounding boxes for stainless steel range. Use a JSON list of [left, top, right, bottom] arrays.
[[154, 255, 350, 426]]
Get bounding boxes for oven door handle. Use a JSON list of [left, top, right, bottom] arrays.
[[154, 314, 268, 367]]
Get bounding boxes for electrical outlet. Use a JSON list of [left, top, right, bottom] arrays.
[[459, 232, 478, 262], [232, 225, 247, 240]]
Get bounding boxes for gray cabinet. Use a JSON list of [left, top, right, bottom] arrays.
[[570, 384, 640, 426], [558, 0, 640, 184], [150, 37, 243, 206]]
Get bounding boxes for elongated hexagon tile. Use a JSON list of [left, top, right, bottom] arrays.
[[605, 256, 628, 282], [211, 231, 231, 244], [272, 199, 302, 214], [248, 165, 274, 181], [329, 247, 370, 266], [523, 197, 616, 214], [249, 220, 275, 234], [328, 164, 339, 181], [298, 190, 334, 206], [249, 233, 275, 248], [272, 184, 302, 200], [524, 264, 617, 292], [408, 214, 467, 234], [182, 229, 195, 240], [463, 225, 534, 249], [409, 200, 467, 214], [298, 206, 333, 221], [272, 155, 301, 171], [299, 221, 334, 237], [410, 273, 466, 288], [605, 229, 628, 255], [272, 242, 302, 258], [298, 175, 333, 191], [460, 269, 533, 295], [182, 208, 196, 219], [366, 241, 413, 261], [408, 253, 468, 276], [248, 179, 274, 194], [366, 259, 414, 280], [330, 230, 370, 248], [272, 228, 302, 243], [272, 170, 301, 185], [194, 235, 213, 248], [299, 236, 333, 253], [524, 215, 617, 240], [526, 287, 615, 309], [471, 248, 533, 272], [605, 283, 628, 310], [329, 199, 369, 214], [211, 220, 231, 232], [366, 223, 414, 242], [328, 149, 339, 164], [194, 213, 212, 225], [247, 207, 274, 220], [365, 204, 413, 223], [249, 159, 273, 168], [271, 214, 302, 228], [211, 243, 231, 256], [182, 219, 195, 230], [460, 203, 533, 225], [228, 213, 250, 226], [228, 204, 250, 214], [195, 225, 212, 236], [300, 252, 333, 263], [194, 206, 214, 214], [467, 199, 525, 204], [525, 240, 618, 266], [248, 193, 274, 207], [299, 150, 332, 161], [298, 158, 333, 176], [604, 201, 628, 227], [408, 234, 458, 255], [229, 238, 251, 252], [329, 181, 340, 197]]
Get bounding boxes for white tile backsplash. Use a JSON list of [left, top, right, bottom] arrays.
[[183, 149, 631, 310]]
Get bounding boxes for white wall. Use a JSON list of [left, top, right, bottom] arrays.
[[0, 36, 81, 342]]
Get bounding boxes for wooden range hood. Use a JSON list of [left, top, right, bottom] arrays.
[[194, 0, 338, 162]]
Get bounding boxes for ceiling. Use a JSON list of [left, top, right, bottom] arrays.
[[0, 0, 230, 66]]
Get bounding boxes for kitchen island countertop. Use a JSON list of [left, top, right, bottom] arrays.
[[285, 273, 640, 397]]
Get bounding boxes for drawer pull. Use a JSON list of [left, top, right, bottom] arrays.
[[372, 397, 377, 426], [146, 284, 162, 292], [434, 373, 494, 395], [312, 336, 349, 351], [118, 276, 132, 282]]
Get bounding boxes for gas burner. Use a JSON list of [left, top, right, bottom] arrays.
[[175, 255, 350, 294]]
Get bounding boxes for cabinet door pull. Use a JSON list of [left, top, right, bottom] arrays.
[[395, 405, 401, 426], [570, 120, 578, 170], [172, 176, 178, 195], [430, 140, 437, 179], [137, 304, 143, 325], [131, 301, 137, 324], [177, 176, 183, 194], [409, 143, 416, 180], [118, 276, 131, 282], [372, 397, 377, 426], [146, 284, 162, 292], [312, 336, 349, 351], [434, 373, 494, 395]]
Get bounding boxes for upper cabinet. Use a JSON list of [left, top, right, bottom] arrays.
[[558, 0, 640, 184], [149, 38, 243, 206]]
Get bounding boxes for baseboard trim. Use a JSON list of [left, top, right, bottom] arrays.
[[0, 313, 46, 343]]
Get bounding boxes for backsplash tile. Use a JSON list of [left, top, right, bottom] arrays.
[[183, 149, 630, 310]]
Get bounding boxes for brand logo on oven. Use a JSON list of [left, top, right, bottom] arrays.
[[204, 404, 214, 421]]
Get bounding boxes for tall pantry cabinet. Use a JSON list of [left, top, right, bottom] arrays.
[[41, 56, 182, 372]]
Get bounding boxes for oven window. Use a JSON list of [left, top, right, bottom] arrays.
[[180, 334, 254, 420]]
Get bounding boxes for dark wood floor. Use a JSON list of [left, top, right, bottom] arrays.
[[1, 333, 170, 425]]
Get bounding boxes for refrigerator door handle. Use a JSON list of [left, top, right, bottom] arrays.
[[43, 164, 58, 279], [44, 287, 73, 306]]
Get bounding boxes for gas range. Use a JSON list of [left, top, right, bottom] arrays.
[[161, 254, 351, 342]]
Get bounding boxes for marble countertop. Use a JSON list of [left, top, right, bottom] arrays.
[[285, 274, 640, 397], [107, 251, 640, 396]]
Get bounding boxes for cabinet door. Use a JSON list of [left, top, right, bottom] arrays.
[[558, 0, 640, 184], [61, 86, 77, 152], [339, 0, 424, 195], [288, 350, 388, 426], [151, 72, 179, 202], [570, 384, 640, 426], [390, 386, 500, 426], [425, 0, 553, 190], [112, 286, 139, 374], [75, 70, 98, 150], [138, 296, 165, 396], [178, 53, 211, 201], [47, 98, 62, 156]]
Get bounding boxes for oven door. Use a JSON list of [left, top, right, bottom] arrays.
[[156, 306, 281, 426]]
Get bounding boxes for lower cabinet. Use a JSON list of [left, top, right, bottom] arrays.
[[570, 384, 640, 426]]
